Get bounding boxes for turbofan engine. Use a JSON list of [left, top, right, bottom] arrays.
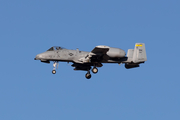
[[107, 47, 126, 58]]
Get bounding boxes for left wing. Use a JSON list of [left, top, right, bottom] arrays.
[[78, 45, 110, 63]]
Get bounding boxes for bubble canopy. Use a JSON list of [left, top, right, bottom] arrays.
[[47, 46, 65, 51]]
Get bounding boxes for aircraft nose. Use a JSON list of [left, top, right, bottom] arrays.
[[34, 54, 43, 60]]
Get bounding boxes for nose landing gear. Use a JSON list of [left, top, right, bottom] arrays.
[[52, 62, 59, 74], [52, 70, 56, 74]]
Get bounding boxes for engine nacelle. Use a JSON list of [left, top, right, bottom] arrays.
[[107, 47, 126, 58]]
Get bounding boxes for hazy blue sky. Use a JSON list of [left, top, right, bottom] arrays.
[[0, 0, 180, 120]]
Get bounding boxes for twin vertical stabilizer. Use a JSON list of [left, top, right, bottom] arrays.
[[125, 43, 147, 69], [133, 43, 147, 63]]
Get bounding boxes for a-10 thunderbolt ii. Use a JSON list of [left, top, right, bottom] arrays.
[[34, 43, 147, 79]]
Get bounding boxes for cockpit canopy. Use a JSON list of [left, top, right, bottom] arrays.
[[47, 46, 65, 51]]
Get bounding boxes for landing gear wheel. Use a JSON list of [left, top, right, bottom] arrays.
[[85, 73, 91, 79], [92, 67, 98, 74], [52, 70, 56, 74]]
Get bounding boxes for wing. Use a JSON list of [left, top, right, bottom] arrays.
[[77, 45, 110, 63], [91, 45, 110, 54]]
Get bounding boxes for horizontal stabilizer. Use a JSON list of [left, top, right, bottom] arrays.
[[125, 63, 139, 69]]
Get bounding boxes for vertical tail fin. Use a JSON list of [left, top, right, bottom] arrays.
[[133, 43, 147, 63], [125, 43, 147, 69]]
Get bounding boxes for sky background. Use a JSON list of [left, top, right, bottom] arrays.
[[0, 0, 180, 120]]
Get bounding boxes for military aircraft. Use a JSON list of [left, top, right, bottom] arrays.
[[34, 43, 147, 79]]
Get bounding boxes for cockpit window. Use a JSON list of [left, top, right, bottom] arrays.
[[47, 46, 65, 51], [55, 47, 62, 50], [47, 47, 54, 51]]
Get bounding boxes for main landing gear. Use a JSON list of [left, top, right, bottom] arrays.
[[52, 62, 59, 74], [92, 67, 98, 74], [85, 67, 98, 79], [85, 71, 91, 79]]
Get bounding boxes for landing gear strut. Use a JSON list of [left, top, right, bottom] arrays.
[[52, 62, 59, 74]]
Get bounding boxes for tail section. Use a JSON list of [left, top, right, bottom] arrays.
[[133, 43, 147, 63], [125, 43, 147, 69]]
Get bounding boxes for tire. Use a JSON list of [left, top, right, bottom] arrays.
[[85, 73, 91, 79], [92, 67, 98, 74], [52, 70, 56, 74]]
